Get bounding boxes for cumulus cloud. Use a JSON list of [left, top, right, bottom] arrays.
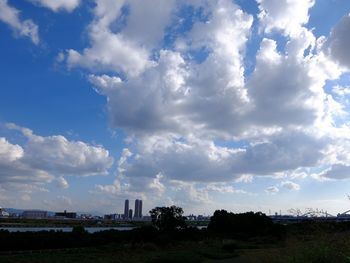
[[0, 137, 23, 162], [87, 1, 338, 194], [63, 0, 350, 206], [0, 137, 53, 185], [325, 14, 350, 69], [86, 0, 338, 141], [6, 123, 113, 177], [257, 0, 315, 36], [29, 0, 80, 12], [118, 131, 327, 184], [0, 123, 113, 192], [66, 0, 176, 77], [0, 0, 39, 44], [88, 0, 254, 138]]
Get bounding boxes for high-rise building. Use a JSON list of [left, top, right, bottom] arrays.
[[134, 199, 139, 218], [134, 199, 143, 219], [124, 199, 129, 219], [139, 200, 142, 218], [128, 209, 133, 219]]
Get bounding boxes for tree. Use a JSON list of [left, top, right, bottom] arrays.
[[149, 206, 187, 231], [208, 210, 275, 237]]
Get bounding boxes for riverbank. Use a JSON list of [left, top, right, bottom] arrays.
[[1, 227, 349, 263]]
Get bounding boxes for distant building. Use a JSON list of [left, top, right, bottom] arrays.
[[23, 210, 47, 219], [80, 214, 93, 220], [124, 199, 129, 219], [104, 214, 119, 220], [134, 199, 143, 219], [128, 208, 133, 219], [186, 214, 197, 221], [55, 210, 77, 219]]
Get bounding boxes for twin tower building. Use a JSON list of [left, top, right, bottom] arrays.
[[124, 199, 142, 220]]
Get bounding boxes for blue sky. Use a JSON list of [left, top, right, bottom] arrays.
[[1, 0, 350, 216]]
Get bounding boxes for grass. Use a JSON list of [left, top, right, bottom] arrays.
[[3, 229, 350, 262], [0, 240, 238, 263]]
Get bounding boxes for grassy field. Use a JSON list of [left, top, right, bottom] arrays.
[[0, 240, 237, 263], [2, 230, 350, 263], [3, 217, 350, 263]]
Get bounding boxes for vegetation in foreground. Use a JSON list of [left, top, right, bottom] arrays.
[[2, 207, 350, 262]]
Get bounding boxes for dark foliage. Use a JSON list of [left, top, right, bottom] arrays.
[[149, 206, 187, 231], [0, 226, 208, 252], [208, 210, 284, 238]]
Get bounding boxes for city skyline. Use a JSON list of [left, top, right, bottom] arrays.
[[1, 0, 350, 216]]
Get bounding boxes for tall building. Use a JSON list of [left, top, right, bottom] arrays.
[[124, 199, 129, 219], [139, 199, 142, 218], [134, 199, 143, 219], [128, 209, 133, 219], [134, 199, 139, 218]]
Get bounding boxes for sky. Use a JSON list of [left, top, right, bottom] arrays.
[[1, 0, 350, 216]]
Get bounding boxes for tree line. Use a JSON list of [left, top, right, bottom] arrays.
[[0, 206, 299, 251]]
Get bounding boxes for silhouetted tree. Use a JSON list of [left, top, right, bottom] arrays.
[[149, 206, 187, 231], [208, 210, 275, 237]]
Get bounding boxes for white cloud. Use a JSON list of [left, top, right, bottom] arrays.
[[0, 137, 53, 185], [280, 181, 300, 191], [29, 0, 80, 12], [117, 148, 132, 176], [265, 186, 279, 194], [122, 131, 326, 183], [66, 0, 176, 77], [0, 0, 39, 44], [6, 123, 114, 177], [56, 176, 69, 189], [257, 0, 315, 36], [0, 137, 23, 162], [149, 173, 165, 196], [87, 1, 254, 138], [63, 0, 350, 209], [205, 183, 248, 194], [0, 123, 113, 192]]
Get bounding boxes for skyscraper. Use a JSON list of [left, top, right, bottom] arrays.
[[134, 199, 139, 218], [134, 199, 143, 219], [139, 199, 142, 218], [124, 199, 129, 219]]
